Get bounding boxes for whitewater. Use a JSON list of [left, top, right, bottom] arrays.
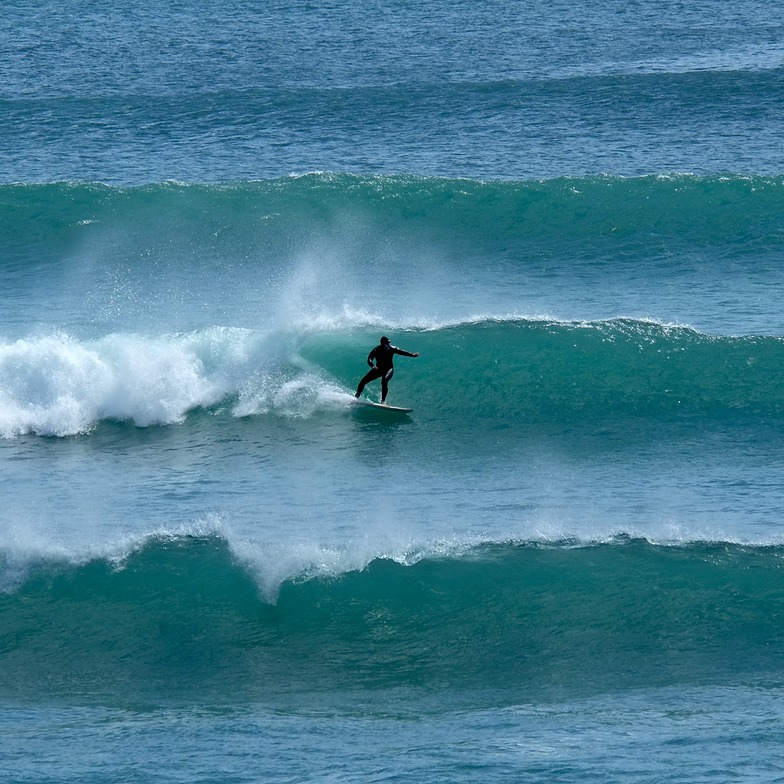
[[4, 1, 784, 782]]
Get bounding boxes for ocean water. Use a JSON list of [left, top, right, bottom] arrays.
[[3, 1, 784, 782]]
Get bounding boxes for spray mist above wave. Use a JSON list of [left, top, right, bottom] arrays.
[[3, 173, 784, 338]]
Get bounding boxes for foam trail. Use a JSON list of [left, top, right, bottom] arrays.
[[0, 328, 271, 436]]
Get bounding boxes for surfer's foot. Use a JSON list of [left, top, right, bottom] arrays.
[[354, 393, 360, 398]]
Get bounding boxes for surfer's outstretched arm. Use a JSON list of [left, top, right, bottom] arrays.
[[393, 347, 419, 358]]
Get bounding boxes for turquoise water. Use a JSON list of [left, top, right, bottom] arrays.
[[3, 2, 784, 782]]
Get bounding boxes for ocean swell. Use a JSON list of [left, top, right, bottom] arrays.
[[3, 174, 783, 264], [2, 533, 783, 702]]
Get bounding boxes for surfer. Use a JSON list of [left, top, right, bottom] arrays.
[[355, 336, 419, 404]]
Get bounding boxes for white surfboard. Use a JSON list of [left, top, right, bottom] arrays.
[[353, 398, 413, 413]]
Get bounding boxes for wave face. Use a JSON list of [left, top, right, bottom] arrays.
[[2, 535, 783, 703], [1, 318, 782, 437], [304, 319, 784, 422], [2, 172, 784, 436]]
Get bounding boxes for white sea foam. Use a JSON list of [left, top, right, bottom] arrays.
[[0, 328, 314, 437]]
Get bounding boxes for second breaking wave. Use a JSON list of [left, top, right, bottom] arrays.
[[2, 533, 783, 704]]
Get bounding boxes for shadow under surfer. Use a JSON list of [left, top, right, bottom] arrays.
[[355, 336, 419, 404]]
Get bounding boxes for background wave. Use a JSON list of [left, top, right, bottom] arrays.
[[3, 173, 784, 342], [3, 174, 783, 263], [2, 533, 783, 703]]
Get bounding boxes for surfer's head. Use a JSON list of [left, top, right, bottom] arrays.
[[380, 336, 390, 345]]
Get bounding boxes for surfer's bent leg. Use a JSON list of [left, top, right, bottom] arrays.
[[356, 367, 382, 397], [381, 368, 394, 402]]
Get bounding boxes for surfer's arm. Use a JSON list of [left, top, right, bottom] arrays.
[[367, 348, 377, 367], [393, 347, 419, 358]]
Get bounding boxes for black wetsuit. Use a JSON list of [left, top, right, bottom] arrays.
[[355, 342, 416, 402]]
